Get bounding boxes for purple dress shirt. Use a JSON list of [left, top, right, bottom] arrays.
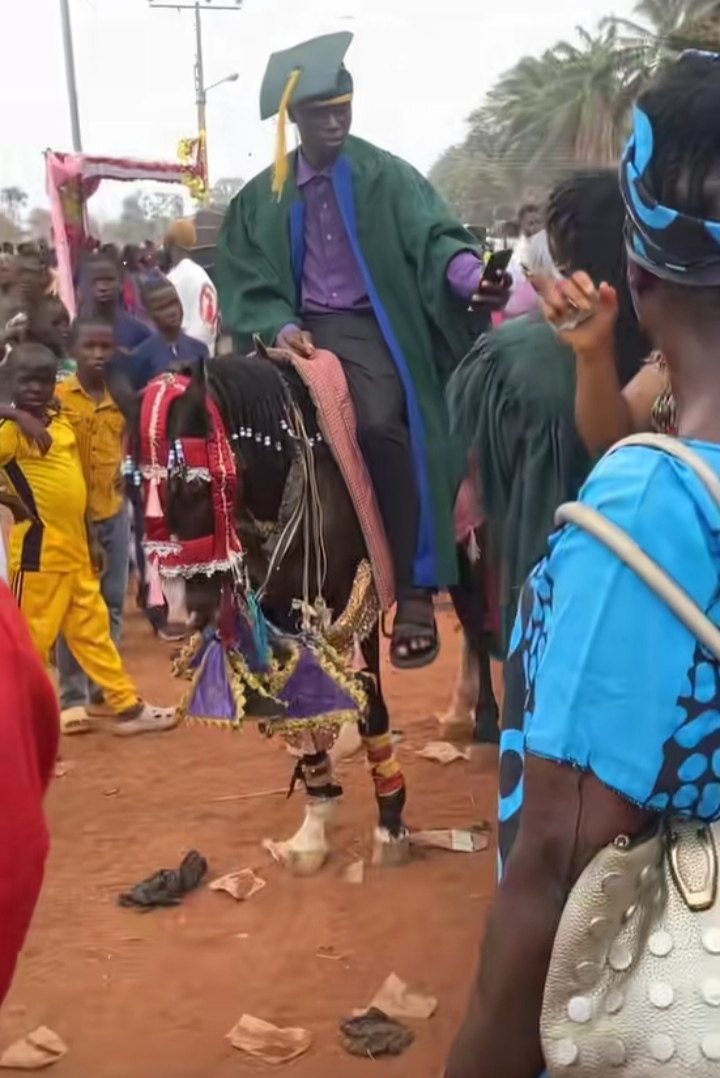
[[278, 151, 482, 341]]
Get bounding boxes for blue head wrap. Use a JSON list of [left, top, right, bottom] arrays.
[[620, 53, 720, 286]]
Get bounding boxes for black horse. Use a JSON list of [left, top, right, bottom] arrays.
[[131, 353, 418, 873]]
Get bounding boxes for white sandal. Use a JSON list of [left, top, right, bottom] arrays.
[[60, 706, 96, 736], [113, 704, 178, 738]]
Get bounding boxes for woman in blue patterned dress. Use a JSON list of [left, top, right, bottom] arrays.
[[445, 51, 720, 1078]]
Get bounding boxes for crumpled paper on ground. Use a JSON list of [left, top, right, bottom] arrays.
[[226, 1014, 312, 1064], [209, 868, 266, 902], [410, 829, 489, 853], [357, 973, 438, 1020], [0, 1027, 68, 1070], [416, 741, 470, 764]]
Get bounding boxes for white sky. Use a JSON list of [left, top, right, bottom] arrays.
[[0, 0, 638, 220]]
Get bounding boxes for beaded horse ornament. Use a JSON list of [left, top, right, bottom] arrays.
[[135, 371, 370, 740]]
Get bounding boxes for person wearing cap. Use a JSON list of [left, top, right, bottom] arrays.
[[165, 219, 219, 356], [216, 32, 506, 671]]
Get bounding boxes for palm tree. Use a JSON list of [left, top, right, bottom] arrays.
[[485, 27, 634, 175], [605, 0, 720, 78], [428, 0, 720, 224]]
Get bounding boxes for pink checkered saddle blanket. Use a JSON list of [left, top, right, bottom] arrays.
[[286, 348, 395, 611]]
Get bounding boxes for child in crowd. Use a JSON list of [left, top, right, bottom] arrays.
[[111, 276, 209, 396], [0, 342, 176, 737], [54, 318, 131, 731], [84, 252, 152, 352], [29, 296, 75, 381]]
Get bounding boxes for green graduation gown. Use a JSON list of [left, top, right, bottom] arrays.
[[215, 135, 487, 589], [447, 315, 593, 651]]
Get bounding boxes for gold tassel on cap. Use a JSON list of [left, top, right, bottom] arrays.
[[272, 68, 302, 200]]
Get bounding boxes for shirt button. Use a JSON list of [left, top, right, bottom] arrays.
[[332, 292, 338, 299], [322, 203, 328, 210], [326, 234, 332, 241]]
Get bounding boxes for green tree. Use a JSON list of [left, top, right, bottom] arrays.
[[429, 0, 720, 225], [606, 0, 720, 79], [485, 28, 633, 174]]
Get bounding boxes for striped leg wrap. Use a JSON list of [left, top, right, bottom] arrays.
[[362, 732, 405, 799]]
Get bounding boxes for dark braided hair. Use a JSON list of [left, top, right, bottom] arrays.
[[639, 52, 720, 223], [546, 169, 650, 387]]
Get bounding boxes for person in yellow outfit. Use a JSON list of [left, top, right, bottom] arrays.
[[0, 341, 177, 737], [54, 317, 133, 732]]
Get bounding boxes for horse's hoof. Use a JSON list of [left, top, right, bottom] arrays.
[[262, 837, 330, 876], [262, 798, 336, 876], [372, 826, 412, 868], [287, 846, 331, 876]]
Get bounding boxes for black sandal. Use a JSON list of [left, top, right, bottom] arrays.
[[390, 593, 440, 671]]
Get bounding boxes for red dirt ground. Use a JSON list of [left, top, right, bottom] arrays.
[[0, 606, 500, 1078]]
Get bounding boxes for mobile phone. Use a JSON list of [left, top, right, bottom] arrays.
[[480, 248, 513, 286]]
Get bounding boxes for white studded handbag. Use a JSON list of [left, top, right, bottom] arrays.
[[540, 434, 720, 1077]]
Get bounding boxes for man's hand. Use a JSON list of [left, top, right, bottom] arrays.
[[541, 271, 618, 360], [471, 273, 512, 313], [14, 411, 53, 455], [276, 325, 316, 359]]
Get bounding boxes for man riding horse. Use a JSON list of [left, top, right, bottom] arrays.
[[216, 31, 506, 669]]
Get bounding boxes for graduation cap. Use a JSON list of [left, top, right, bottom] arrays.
[[260, 32, 354, 199]]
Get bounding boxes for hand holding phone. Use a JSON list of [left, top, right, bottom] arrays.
[[480, 248, 513, 286]]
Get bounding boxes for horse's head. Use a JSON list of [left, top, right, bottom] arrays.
[[136, 362, 244, 629], [165, 364, 226, 625]]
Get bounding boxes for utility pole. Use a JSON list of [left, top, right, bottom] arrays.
[[59, 0, 83, 152], [148, 0, 242, 197], [194, 4, 208, 185]]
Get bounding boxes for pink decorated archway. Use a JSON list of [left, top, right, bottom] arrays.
[[45, 140, 205, 316]]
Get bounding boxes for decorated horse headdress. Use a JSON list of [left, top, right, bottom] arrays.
[[137, 372, 244, 580]]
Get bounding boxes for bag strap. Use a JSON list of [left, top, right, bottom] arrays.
[[554, 432, 720, 663]]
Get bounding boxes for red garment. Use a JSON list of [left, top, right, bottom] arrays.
[[0, 582, 59, 1005]]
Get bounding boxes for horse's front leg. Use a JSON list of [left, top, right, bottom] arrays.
[[266, 743, 342, 876], [360, 623, 411, 867]]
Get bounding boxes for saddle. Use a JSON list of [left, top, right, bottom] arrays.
[[256, 343, 395, 612]]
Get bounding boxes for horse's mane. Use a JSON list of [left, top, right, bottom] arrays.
[[205, 354, 321, 465], [124, 353, 324, 525]]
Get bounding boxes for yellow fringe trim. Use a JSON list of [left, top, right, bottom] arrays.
[[173, 624, 368, 740], [272, 68, 302, 200], [325, 559, 379, 657]]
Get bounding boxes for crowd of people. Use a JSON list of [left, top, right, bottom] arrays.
[[0, 220, 219, 733], [0, 28, 719, 1078]]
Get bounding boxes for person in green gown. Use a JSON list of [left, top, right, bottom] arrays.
[[215, 31, 507, 670]]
